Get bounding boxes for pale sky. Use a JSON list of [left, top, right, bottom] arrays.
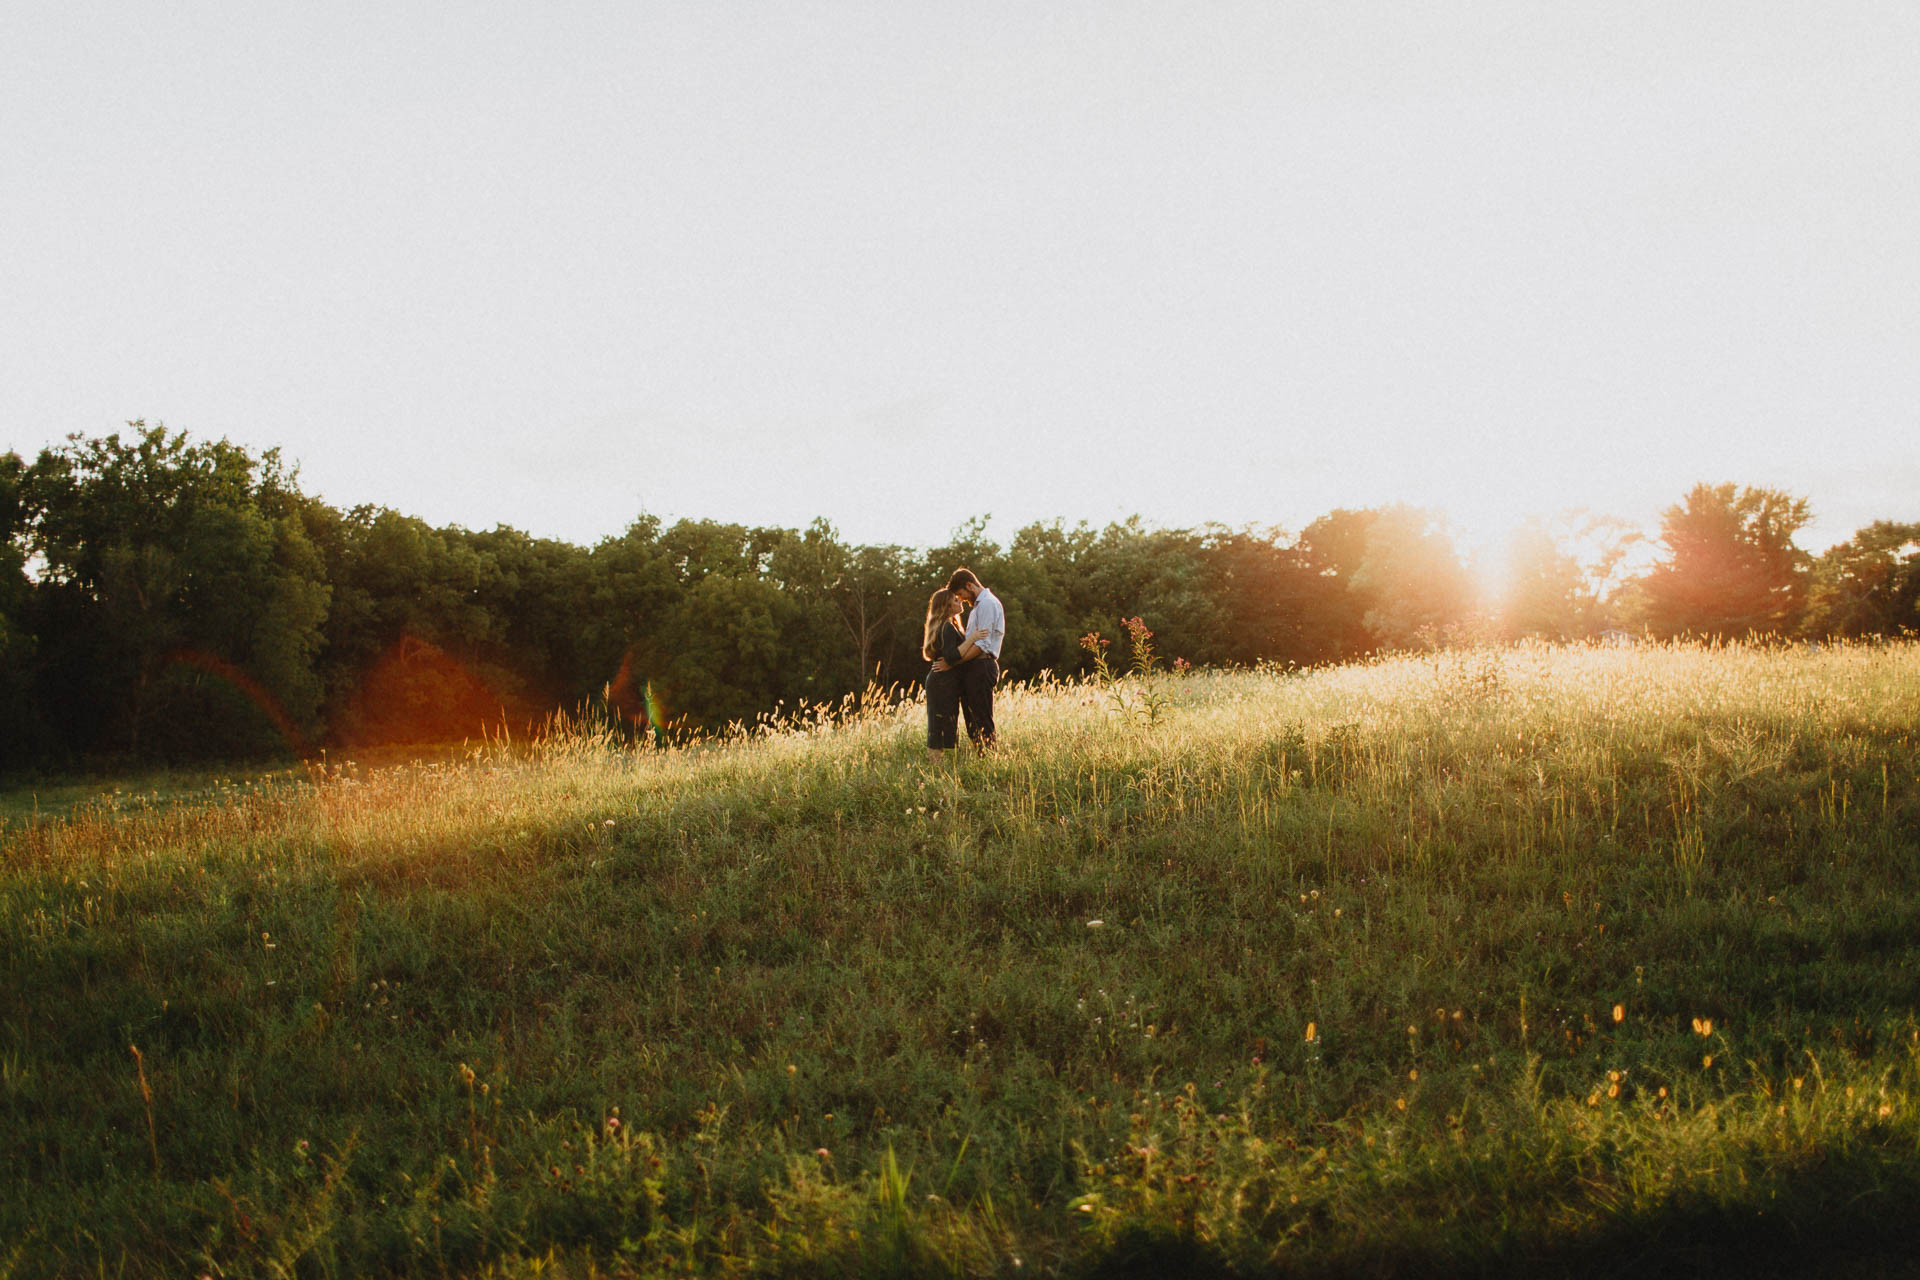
[[4, 2, 1916, 560]]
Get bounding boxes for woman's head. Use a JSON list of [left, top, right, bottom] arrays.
[[923, 588, 956, 661]]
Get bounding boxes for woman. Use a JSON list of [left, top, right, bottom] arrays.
[[923, 588, 987, 754]]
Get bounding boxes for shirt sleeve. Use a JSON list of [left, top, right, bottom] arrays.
[[978, 595, 1006, 655]]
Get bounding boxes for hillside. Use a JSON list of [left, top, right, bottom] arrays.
[[5, 642, 1920, 1277]]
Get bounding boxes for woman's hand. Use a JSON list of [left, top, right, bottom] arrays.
[[967, 628, 988, 643]]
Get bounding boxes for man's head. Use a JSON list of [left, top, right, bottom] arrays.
[[946, 567, 982, 603]]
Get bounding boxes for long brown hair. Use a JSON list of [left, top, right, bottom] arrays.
[[922, 588, 956, 661]]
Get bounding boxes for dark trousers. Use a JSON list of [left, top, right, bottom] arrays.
[[960, 654, 998, 746], [926, 668, 962, 748]]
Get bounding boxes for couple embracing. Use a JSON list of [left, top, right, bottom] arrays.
[[922, 567, 1004, 755]]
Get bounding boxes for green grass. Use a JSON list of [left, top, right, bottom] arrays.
[[4, 641, 1920, 1277]]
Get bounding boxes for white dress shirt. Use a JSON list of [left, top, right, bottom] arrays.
[[969, 586, 1006, 658]]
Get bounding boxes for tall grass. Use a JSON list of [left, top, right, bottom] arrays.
[[3, 640, 1919, 1277]]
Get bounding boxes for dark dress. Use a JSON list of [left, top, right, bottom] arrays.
[[925, 620, 965, 748]]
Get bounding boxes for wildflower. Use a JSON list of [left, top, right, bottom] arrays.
[[816, 1147, 831, 1158], [1612, 1004, 1625, 1023], [1692, 1017, 1714, 1036], [1395, 1097, 1407, 1111], [1703, 1055, 1714, 1068], [1409, 1069, 1419, 1081], [1087, 919, 1106, 929], [1305, 1022, 1317, 1043]]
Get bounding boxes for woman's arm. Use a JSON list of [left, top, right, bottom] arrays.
[[935, 623, 988, 670], [940, 623, 967, 667]]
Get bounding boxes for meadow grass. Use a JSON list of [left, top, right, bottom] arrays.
[[4, 641, 1920, 1277]]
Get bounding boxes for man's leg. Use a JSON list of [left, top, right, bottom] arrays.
[[964, 656, 998, 747], [956, 668, 978, 743]]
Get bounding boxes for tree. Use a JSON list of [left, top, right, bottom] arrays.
[[1630, 483, 1811, 639], [1349, 506, 1475, 649], [580, 516, 685, 732], [1193, 525, 1333, 667], [19, 424, 331, 759], [657, 571, 801, 729], [0, 452, 42, 768], [767, 520, 915, 702], [1495, 511, 1641, 641], [1075, 519, 1229, 670], [1292, 508, 1383, 662], [310, 506, 522, 745], [1803, 521, 1920, 638]]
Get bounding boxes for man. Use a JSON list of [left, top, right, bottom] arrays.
[[943, 567, 1003, 747]]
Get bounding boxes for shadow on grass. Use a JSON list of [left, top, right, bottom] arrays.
[[1076, 1163, 1920, 1280]]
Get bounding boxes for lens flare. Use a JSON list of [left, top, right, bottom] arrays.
[[643, 680, 667, 738], [604, 650, 673, 743], [163, 649, 309, 756], [341, 634, 518, 746]]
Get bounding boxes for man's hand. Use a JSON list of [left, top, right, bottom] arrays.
[[930, 659, 951, 672]]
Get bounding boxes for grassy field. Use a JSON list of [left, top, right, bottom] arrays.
[[4, 641, 1920, 1278]]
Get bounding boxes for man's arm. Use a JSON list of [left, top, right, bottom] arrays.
[[931, 626, 986, 672], [976, 599, 1005, 656]]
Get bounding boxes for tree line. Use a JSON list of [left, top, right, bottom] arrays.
[[2, 424, 1916, 770]]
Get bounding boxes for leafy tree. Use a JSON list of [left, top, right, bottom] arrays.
[[1803, 521, 1920, 638], [1292, 508, 1382, 661], [657, 570, 801, 729], [311, 506, 522, 744], [1498, 515, 1635, 641], [1075, 519, 1228, 670], [0, 452, 43, 768], [1630, 483, 1811, 639], [18, 424, 330, 759], [1192, 525, 1332, 667], [766, 520, 916, 702], [581, 516, 685, 729], [1350, 506, 1475, 649], [1499, 520, 1584, 640], [1000, 520, 1095, 678]]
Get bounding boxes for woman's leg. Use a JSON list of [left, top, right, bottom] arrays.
[[927, 671, 961, 751]]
